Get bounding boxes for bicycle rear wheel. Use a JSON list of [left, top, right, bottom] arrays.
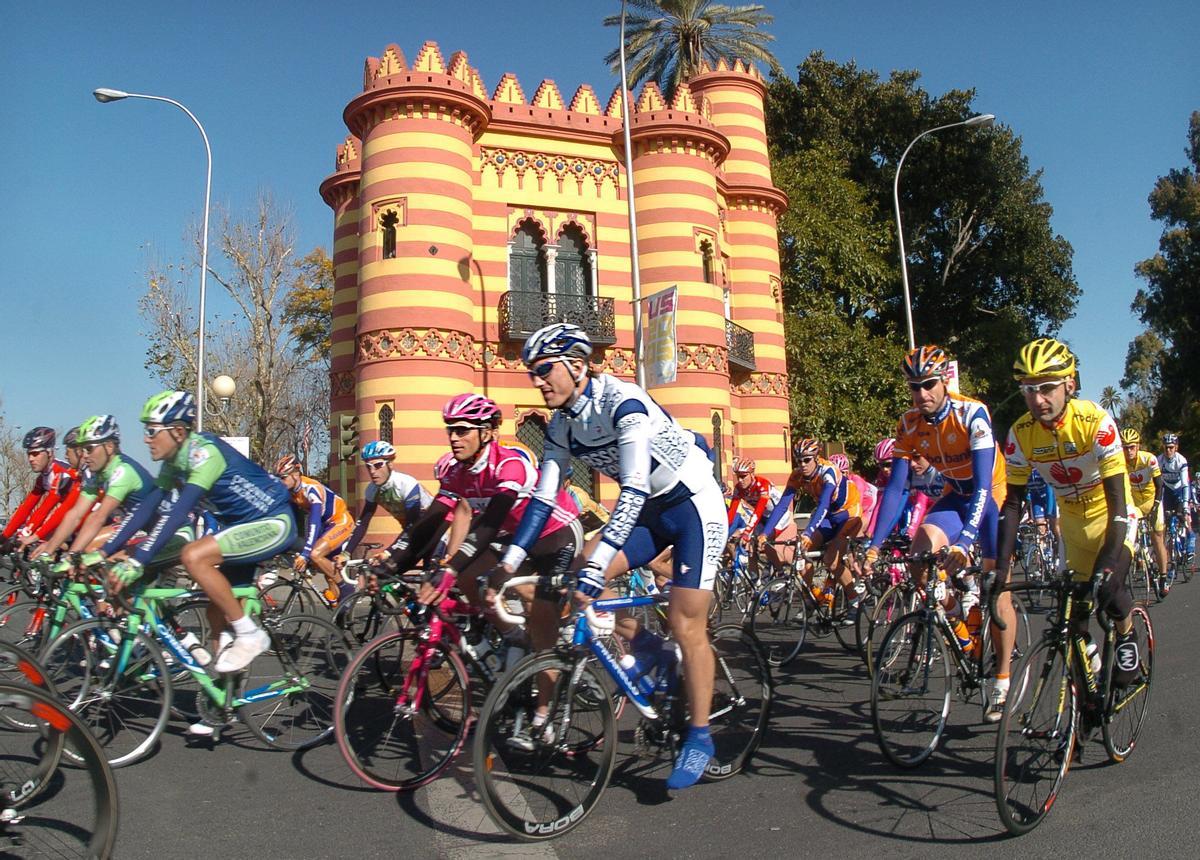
[[332, 590, 405, 647], [259, 579, 321, 618], [1102, 605, 1154, 762], [241, 613, 350, 750], [0, 681, 119, 858], [870, 612, 952, 768], [334, 628, 470, 791], [994, 637, 1076, 836], [473, 651, 615, 841], [748, 577, 806, 667], [705, 624, 773, 780]]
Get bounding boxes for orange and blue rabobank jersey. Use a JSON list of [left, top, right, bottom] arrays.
[[288, 475, 351, 558], [763, 459, 861, 539]]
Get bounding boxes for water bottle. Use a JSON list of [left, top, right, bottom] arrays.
[[965, 605, 983, 654], [618, 652, 658, 697], [179, 631, 212, 667], [951, 618, 972, 652], [1084, 636, 1101, 676]]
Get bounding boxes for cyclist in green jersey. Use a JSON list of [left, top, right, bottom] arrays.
[[103, 391, 296, 673]]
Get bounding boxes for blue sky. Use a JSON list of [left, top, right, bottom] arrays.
[[1, 0, 1196, 446]]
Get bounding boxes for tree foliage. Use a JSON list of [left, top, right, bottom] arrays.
[[139, 193, 331, 464], [0, 398, 26, 515], [766, 53, 1080, 434], [1127, 111, 1200, 450], [602, 0, 781, 97]]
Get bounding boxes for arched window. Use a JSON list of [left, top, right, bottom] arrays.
[[377, 404, 394, 444], [711, 412, 723, 486], [700, 239, 715, 285], [380, 210, 399, 260], [555, 225, 591, 297], [509, 221, 547, 293]]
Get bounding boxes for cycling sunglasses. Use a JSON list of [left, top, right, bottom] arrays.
[[1018, 380, 1066, 397], [908, 378, 940, 392], [527, 359, 569, 381]]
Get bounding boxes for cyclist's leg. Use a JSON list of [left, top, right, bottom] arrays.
[[310, 514, 354, 596], [1149, 503, 1169, 580]]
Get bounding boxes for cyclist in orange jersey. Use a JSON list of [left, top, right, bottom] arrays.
[[274, 454, 356, 603]]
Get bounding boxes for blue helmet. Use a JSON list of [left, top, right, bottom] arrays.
[[141, 390, 197, 426], [360, 440, 396, 462], [521, 323, 593, 366]]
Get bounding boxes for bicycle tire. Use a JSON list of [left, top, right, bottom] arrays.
[[993, 636, 1076, 836], [240, 613, 350, 750], [334, 628, 470, 791], [0, 599, 53, 653], [39, 617, 172, 768], [863, 585, 917, 679], [0, 681, 119, 858], [473, 650, 616, 841], [830, 583, 857, 652], [332, 590, 405, 647], [977, 593, 1032, 716], [258, 579, 321, 618], [1102, 605, 1154, 763], [870, 611, 952, 768], [160, 598, 213, 723], [705, 624, 773, 780], [747, 577, 807, 667]]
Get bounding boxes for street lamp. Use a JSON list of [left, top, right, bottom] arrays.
[[93, 87, 214, 430], [617, 0, 647, 388], [892, 113, 995, 350], [209, 374, 236, 411]]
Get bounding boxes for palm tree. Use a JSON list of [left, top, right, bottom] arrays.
[[603, 0, 782, 97], [1099, 386, 1122, 413]]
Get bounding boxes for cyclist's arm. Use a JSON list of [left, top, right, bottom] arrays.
[[1149, 474, 1164, 520], [130, 483, 205, 565], [345, 498, 377, 555], [37, 492, 94, 556], [905, 490, 933, 538], [1094, 473, 1132, 574], [501, 437, 568, 570], [994, 480, 1028, 580], [802, 477, 836, 539], [745, 485, 771, 533], [958, 444, 995, 550], [869, 459, 912, 549], [583, 405, 653, 577], [386, 498, 454, 570], [403, 486, 425, 529], [299, 490, 325, 560], [36, 476, 82, 540], [447, 490, 518, 572], [2, 488, 42, 539], [760, 485, 795, 536], [23, 482, 65, 537], [726, 491, 742, 526], [67, 493, 125, 553], [101, 487, 166, 556]]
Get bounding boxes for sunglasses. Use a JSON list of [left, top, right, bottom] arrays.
[[1018, 380, 1066, 397], [527, 358, 570, 381], [82, 442, 108, 453], [446, 424, 481, 438], [143, 425, 172, 438], [797, 456, 816, 464], [908, 378, 941, 392], [365, 460, 389, 470]]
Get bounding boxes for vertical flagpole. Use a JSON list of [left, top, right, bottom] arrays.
[[618, 0, 647, 388]]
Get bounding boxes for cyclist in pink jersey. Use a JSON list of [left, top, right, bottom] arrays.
[[867, 437, 936, 540]]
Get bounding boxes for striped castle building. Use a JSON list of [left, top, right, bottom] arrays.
[[320, 40, 790, 534]]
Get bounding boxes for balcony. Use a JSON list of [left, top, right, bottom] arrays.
[[499, 291, 617, 346], [726, 319, 756, 373]]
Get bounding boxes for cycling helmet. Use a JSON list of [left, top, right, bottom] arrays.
[[1163, 433, 1179, 446], [902, 345, 949, 380], [141, 390, 197, 426], [733, 458, 756, 475], [874, 437, 896, 463], [21, 426, 55, 451], [1012, 338, 1075, 381], [77, 415, 120, 445], [442, 393, 502, 428], [521, 322, 593, 366], [828, 453, 851, 473], [793, 437, 820, 461], [63, 426, 82, 449], [360, 440, 396, 462], [273, 454, 301, 476], [1120, 428, 1141, 445]]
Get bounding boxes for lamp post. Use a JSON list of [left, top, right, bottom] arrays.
[[892, 113, 995, 350], [93, 87, 213, 429], [617, 0, 647, 388]]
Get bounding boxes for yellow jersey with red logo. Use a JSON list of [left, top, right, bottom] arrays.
[[893, 393, 1005, 507], [1125, 450, 1160, 512], [1003, 399, 1132, 513]]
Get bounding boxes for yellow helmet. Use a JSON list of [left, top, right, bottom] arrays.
[[1013, 338, 1075, 381], [1120, 428, 1141, 445]]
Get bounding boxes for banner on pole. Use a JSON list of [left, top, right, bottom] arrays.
[[944, 359, 961, 393], [641, 286, 678, 386]]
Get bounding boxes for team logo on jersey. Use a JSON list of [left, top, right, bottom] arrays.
[[1130, 473, 1145, 484], [1063, 442, 1078, 454], [1049, 462, 1083, 484], [1097, 424, 1117, 447], [188, 444, 211, 469], [1033, 446, 1055, 456], [1005, 441, 1016, 456], [947, 432, 957, 444]]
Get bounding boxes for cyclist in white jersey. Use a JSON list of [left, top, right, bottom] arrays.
[[506, 323, 727, 790], [1159, 434, 1192, 553]]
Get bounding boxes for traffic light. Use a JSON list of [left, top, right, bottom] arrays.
[[338, 413, 359, 461]]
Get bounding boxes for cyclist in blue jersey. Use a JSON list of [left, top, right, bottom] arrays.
[[1024, 467, 1061, 563], [1159, 433, 1194, 558], [503, 323, 727, 791], [101, 391, 296, 674]]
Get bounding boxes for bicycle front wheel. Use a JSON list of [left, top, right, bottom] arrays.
[[706, 624, 773, 780], [994, 637, 1076, 836], [259, 579, 321, 618], [870, 612, 952, 768], [473, 651, 615, 841], [1102, 605, 1154, 762], [863, 585, 916, 679], [241, 613, 351, 750], [334, 628, 470, 791], [748, 577, 807, 667]]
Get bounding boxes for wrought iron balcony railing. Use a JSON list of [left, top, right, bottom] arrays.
[[726, 319, 756, 372], [499, 291, 617, 345]]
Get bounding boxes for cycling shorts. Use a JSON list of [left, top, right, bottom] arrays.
[[1028, 489, 1057, 521], [810, 509, 859, 546], [922, 493, 999, 561], [622, 482, 727, 590], [1059, 505, 1135, 582], [311, 511, 355, 558], [212, 513, 297, 585], [1132, 500, 1164, 533]]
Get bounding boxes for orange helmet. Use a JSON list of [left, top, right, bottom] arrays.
[[902, 345, 949, 380], [273, 454, 301, 476]]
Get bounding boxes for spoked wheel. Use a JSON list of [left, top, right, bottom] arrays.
[[473, 651, 616, 841], [870, 612, 952, 768], [1102, 605, 1154, 763], [241, 613, 351, 750], [0, 681, 119, 858], [994, 638, 1076, 836], [258, 579, 321, 618], [332, 591, 405, 648], [0, 599, 52, 653], [863, 585, 917, 679], [39, 618, 172, 768], [747, 577, 807, 667], [706, 624, 773, 780], [334, 628, 470, 791], [830, 583, 858, 652], [162, 598, 212, 723], [1127, 548, 1154, 606], [977, 594, 1032, 715]]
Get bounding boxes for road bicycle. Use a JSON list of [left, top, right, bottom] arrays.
[[472, 589, 771, 840], [1013, 520, 1056, 608], [710, 537, 771, 623], [1165, 510, 1191, 585], [1128, 517, 1159, 605], [870, 553, 1031, 767], [994, 568, 1154, 835]]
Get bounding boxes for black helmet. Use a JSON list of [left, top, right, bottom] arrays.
[[22, 426, 55, 451]]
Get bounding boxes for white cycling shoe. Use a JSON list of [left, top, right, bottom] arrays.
[[215, 628, 270, 673]]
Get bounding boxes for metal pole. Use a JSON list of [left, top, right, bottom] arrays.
[[892, 115, 995, 351], [618, 0, 647, 388]]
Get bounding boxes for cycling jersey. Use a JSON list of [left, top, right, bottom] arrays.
[[1025, 468, 1058, 520], [82, 453, 155, 511], [346, 469, 431, 554], [1125, 450, 1161, 513], [2, 460, 80, 541], [764, 459, 861, 540], [288, 475, 352, 559], [727, 476, 781, 534], [851, 474, 878, 530], [1159, 451, 1190, 505]]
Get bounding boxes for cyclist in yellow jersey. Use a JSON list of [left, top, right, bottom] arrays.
[[995, 338, 1140, 700], [1121, 428, 1170, 595]]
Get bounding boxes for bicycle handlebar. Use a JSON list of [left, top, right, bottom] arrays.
[[488, 574, 568, 625]]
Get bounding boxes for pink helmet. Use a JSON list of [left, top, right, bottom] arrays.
[[874, 437, 896, 463], [442, 393, 502, 427], [828, 453, 850, 473]]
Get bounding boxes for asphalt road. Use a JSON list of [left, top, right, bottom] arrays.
[[102, 580, 1200, 859]]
